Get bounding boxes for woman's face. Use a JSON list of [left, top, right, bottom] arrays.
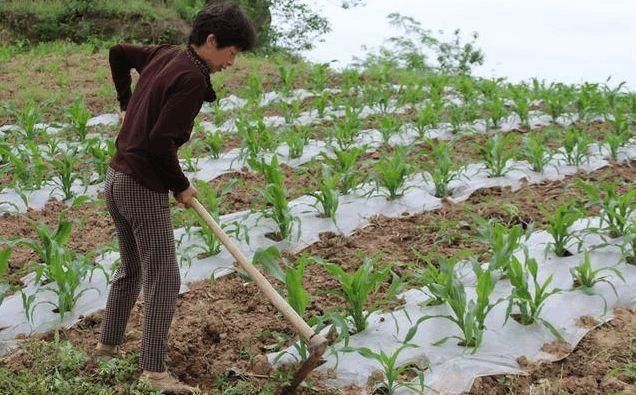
[[203, 35, 239, 73]]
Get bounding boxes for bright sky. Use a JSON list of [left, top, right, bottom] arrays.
[[300, 0, 636, 88]]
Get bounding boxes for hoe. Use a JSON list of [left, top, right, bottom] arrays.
[[191, 197, 330, 394]]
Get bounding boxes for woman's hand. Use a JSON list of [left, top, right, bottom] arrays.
[[176, 184, 198, 208]]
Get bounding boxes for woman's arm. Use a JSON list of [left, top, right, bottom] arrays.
[[109, 44, 155, 111]]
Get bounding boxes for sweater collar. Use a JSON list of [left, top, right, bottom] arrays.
[[186, 46, 216, 103]]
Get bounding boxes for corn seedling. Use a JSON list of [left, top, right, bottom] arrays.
[[311, 63, 330, 92], [378, 115, 401, 144], [65, 97, 92, 140], [52, 146, 82, 200], [250, 156, 299, 240], [422, 140, 463, 198], [308, 165, 340, 222], [331, 109, 361, 150], [418, 262, 501, 350], [204, 130, 224, 159], [570, 250, 624, 299], [86, 137, 115, 182], [322, 146, 367, 194], [413, 104, 438, 138], [620, 221, 636, 265], [282, 126, 310, 159], [505, 252, 563, 340], [562, 128, 591, 166], [0, 247, 10, 306], [245, 73, 263, 103], [36, 252, 98, 319], [341, 68, 361, 93], [282, 99, 302, 125], [581, 182, 635, 238], [603, 129, 631, 161], [480, 133, 516, 177], [237, 117, 278, 161], [602, 81, 626, 112], [485, 96, 508, 130], [575, 83, 604, 121], [276, 61, 298, 94], [321, 257, 391, 333], [20, 289, 37, 324], [255, 247, 314, 362], [475, 217, 529, 274], [457, 76, 477, 103], [447, 103, 465, 134], [374, 147, 414, 200], [192, 180, 236, 257], [522, 133, 554, 173], [16, 100, 42, 139], [542, 83, 572, 123], [545, 203, 583, 257], [509, 84, 531, 126], [314, 90, 330, 118], [179, 140, 200, 172], [342, 326, 426, 395], [415, 256, 455, 306]]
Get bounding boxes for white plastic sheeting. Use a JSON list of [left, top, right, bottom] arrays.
[[0, 139, 633, 357]]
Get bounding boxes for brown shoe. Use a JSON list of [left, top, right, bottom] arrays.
[[140, 371, 201, 394], [94, 343, 120, 361]]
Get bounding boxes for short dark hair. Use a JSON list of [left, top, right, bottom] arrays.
[[189, 2, 258, 51]]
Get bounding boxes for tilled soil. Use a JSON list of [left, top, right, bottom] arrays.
[[470, 307, 636, 395], [2, 159, 630, 393]]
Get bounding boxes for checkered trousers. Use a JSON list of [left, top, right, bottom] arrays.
[[100, 167, 181, 372]]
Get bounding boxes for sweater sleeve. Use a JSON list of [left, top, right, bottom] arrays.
[[147, 74, 205, 194], [109, 44, 155, 111]]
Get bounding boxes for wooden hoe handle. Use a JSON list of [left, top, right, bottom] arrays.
[[190, 198, 322, 344]]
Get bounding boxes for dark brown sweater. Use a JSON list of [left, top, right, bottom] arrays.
[[108, 44, 216, 194]]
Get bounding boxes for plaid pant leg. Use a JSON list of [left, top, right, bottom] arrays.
[[100, 168, 143, 346]]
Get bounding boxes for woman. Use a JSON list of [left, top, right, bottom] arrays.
[[94, 3, 257, 393]]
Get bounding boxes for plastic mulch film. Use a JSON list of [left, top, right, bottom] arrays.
[[0, 140, 633, 355]]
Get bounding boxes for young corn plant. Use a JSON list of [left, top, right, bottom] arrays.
[[321, 146, 367, 194], [522, 133, 554, 173], [321, 257, 391, 334], [245, 72, 263, 103], [423, 140, 463, 198], [374, 147, 414, 200], [282, 99, 302, 125], [570, 250, 625, 298], [0, 247, 11, 306], [485, 96, 508, 130], [192, 180, 236, 257], [603, 129, 631, 161], [581, 182, 636, 238], [237, 118, 278, 161], [342, 327, 426, 395], [509, 84, 531, 127], [475, 217, 529, 274], [314, 90, 330, 118], [308, 165, 340, 222], [480, 133, 516, 177], [276, 61, 298, 94], [562, 128, 591, 166], [378, 115, 402, 145], [505, 252, 563, 340], [14, 212, 72, 280], [256, 247, 314, 362], [545, 203, 583, 257], [620, 221, 636, 265], [415, 256, 455, 306], [282, 125, 311, 159], [542, 83, 572, 123], [413, 104, 438, 138], [574, 82, 603, 121], [331, 111, 361, 150], [310, 63, 330, 92], [86, 137, 115, 183], [16, 100, 42, 139], [204, 130, 224, 159], [35, 252, 98, 320], [447, 103, 465, 134], [65, 97, 92, 140], [251, 156, 299, 240], [419, 262, 501, 350], [52, 146, 83, 200]]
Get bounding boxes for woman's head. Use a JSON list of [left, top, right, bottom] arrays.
[[189, 1, 257, 50]]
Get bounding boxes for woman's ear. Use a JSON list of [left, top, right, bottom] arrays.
[[207, 34, 217, 48]]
